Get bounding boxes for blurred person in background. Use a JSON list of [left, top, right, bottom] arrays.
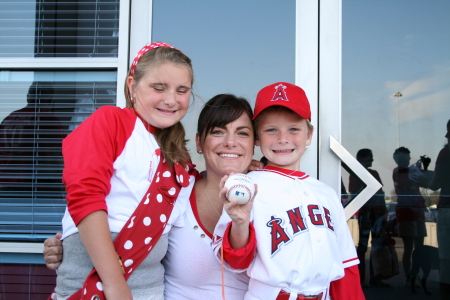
[[427, 119, 450, 299], [349, 148, 388, 287], [392, 146, 428, 286]]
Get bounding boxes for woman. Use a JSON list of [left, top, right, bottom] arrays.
[[427, 119, 450, 299], [44, 94, 258, 299]]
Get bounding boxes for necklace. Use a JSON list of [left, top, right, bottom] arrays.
[[204, 182, 221, 217]]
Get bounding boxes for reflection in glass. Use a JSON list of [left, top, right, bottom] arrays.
[[343, 1, 450, 298], [349, 149, 389, 287], [0, 73, 116, 241]]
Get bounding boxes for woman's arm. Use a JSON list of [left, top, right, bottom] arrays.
[[220, 174, 256, 249], [215, 174, 258, 269]]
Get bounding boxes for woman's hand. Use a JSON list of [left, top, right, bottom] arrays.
[[220, 174, 257, 224], [219, 173, 257, 249], [43, 233, 63, 270], [248, 159, 265, 172]]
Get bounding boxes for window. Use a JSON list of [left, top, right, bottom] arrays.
[[342, 1, 450, 295], [0, 0, 122, 243], [0, 0, 119, 58], [151, 0, 296, 170], [0, 71, 117, 241], [0, 0, 125, 297]]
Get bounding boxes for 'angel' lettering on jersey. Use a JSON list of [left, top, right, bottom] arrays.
[[287, 207, 307, 234], [308, 204, 324, 225], [266, 216, 290, 254], [267, 204, 335, 255], [323, 207, 334, 230]]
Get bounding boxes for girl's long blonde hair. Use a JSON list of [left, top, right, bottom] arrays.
[[124, 46, 193, 167]]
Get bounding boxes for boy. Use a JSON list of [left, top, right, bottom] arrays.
[[213, 82, 365, 300]]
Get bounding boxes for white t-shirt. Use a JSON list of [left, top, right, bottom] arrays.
[[164, 189, 249, 299]]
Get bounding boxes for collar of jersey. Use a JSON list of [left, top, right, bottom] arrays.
[[261, 166, 308, 179], [132, 109, 157, 134]]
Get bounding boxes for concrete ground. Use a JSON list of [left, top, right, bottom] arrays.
[[361, 237, 441, 300]]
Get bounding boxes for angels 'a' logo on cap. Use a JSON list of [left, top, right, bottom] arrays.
[[271, 84, 289, 102]]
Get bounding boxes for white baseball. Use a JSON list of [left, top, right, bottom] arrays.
[[224, 173, 255, 205]]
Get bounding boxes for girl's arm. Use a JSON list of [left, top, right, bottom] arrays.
[[78, 211, 133, 300]]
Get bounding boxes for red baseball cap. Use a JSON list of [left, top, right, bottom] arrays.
[[252, 82, 311, 121]]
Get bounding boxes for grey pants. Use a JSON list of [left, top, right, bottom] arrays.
[[55, 232, 168, 300]]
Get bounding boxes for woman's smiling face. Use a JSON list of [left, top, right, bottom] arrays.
[[198, 113, 254, 178]]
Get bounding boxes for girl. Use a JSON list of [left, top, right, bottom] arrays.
[[52, 42, 196, 300]]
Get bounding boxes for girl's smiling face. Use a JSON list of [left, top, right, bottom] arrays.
[[128, 61, 192, 129]]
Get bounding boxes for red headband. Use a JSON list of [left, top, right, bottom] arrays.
[[130, 42, 178, 76]]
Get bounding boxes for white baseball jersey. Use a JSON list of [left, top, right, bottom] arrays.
[[213, 166, 359, 300]]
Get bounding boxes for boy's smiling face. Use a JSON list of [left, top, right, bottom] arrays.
[[255, 109, 313, 171]]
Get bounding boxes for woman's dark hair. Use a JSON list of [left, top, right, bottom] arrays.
[[197, 94, 253, 144]]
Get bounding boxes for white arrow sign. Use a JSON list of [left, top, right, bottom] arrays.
[[329, 135, 382, 220]]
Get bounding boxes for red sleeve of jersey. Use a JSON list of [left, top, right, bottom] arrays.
[[222, 222, 257, 269], [329, 265, 365, 300], [63, 106, 135, 225]]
